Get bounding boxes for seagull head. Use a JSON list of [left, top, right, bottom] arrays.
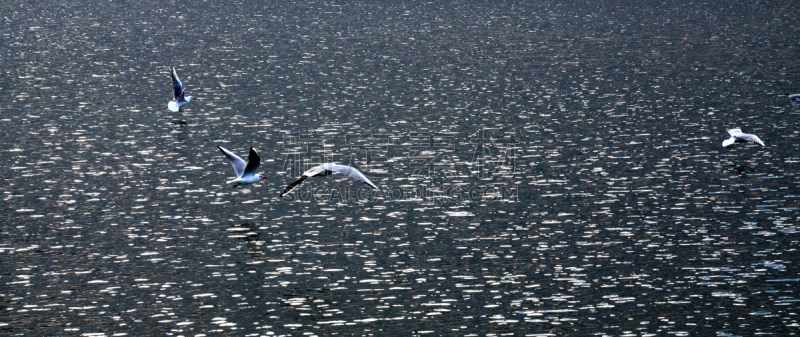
[[185, 96, 194, 103]]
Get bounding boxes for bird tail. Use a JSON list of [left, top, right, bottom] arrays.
[[722, 137, 735, 150]]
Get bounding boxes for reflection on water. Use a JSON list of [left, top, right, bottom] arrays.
[[2, 0, 800, 335]]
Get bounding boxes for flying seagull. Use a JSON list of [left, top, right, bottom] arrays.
[[722, 128, 765, 150], [169, 67, 194, 113], [280, 163, 378, 197], [786, 93, 800, 103], [218, 146, 265, 187]]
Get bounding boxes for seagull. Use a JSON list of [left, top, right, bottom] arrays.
[[722, 128, 765, 150], [786, 93, 800, 103], [280, 163, 378, 197], [218, 146, 265, 187], [169, 67, 194, 113]]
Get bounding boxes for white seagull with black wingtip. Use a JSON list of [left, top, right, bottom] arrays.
[[786, 93, 800, 103], [722, 128, 765, 150], [218, 146, 265, 187], [280, 163, 378, 197], [168, 67, 194, 113]]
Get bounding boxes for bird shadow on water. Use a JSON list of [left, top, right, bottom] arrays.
[[225, 222, 341, 326], [724, 162, 758, 175], [168, 121, 191, 144]]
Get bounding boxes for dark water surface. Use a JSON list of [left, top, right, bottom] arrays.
[[2, 0, 800, 335]]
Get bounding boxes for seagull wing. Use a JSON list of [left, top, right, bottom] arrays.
[[726, 128, 742, 136], [171, 67, 184, 100], [301, 165, 326, 177], [280, 176, 307, 197], [280, 166, 323, 197], [243, 147, 261, 176], [736, 133, 765, 146], [326, 164, 378, 189], [218, 146, 246, 178]]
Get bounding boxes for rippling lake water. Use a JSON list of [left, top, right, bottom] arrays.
[[2, 0, 800, 335]]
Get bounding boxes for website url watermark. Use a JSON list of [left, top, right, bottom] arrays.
[[278, 128, 522, 203], [279, 183, 518, 203]]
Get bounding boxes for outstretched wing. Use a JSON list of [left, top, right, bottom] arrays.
[[280, 176, 307, 197], [300, 165, 326, 178], [726, 128, 742, 136], [736, 133, 765, 146], [243, 147, 261, 176], [218, 146, 246, 178], [171, 67, 184, 100], [326, 164, 378, 189]]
